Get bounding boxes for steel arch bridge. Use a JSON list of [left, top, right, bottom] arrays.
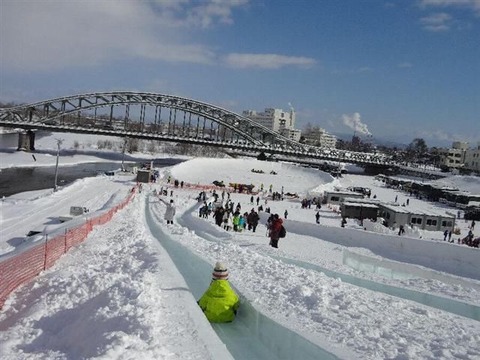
[[0, 91, 390, 166]]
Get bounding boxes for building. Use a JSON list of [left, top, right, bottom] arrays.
[[464, 142, 480, 173], [280, 128, 302, 142], [337, 196, 456, 232], [243, 107, 301, 141], [136, 169, 151, 183], [378, 203, 455, 232], [302, 126, 337, 148], [341, 201, 379, 221], [324, 191, 365, 205], [441, 141, 468, 169]]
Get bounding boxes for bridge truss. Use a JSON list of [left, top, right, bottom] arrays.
[[0, 91, 390, 165]]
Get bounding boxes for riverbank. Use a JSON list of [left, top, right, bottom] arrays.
[[0, 131, 188, 197]]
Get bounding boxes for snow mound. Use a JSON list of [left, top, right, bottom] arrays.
[[170, 158, 334, 195]]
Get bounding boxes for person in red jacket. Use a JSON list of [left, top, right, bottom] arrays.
[[269, 214, 283, 248]]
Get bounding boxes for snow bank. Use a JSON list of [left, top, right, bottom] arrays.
[[169, 158, 333, 195]]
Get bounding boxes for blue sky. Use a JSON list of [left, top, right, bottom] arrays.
[[1, 0, 479, 147]]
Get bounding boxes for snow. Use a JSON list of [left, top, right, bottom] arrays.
[[1, 133, 480, 359]]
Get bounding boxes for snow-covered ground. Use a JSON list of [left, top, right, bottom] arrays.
[[1, 133, 480, 359]]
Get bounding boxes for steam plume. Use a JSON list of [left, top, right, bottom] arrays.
[[341, 113, 372, 136]]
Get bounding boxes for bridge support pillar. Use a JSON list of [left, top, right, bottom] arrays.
[[17, 130, 35, 151]]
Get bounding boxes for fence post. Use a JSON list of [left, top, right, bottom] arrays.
[[43, 234, 48, 270]]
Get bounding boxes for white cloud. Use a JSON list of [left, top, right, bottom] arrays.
[[418, 0, 480, 32], [224, 53, 316, 69], [358, 67, 373, 73], [1, 1, 314, 73], [331, 66, 375, 75], [398, 62, 413, 68], [0, 1, 249, 72], [185, 0, 250, 28], [420, 12, 452, 31], [419, 0, 480, 16], [341, 113, 372, 136]]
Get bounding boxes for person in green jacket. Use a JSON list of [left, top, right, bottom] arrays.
[[198, 262, 240, 323]]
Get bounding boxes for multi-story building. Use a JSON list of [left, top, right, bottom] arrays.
[[302, 126, 337, 148], [243, 107, 301, 141], [280, 128, 302, 142], [441, 141, 468, 169], [464, 142, 480, 173]]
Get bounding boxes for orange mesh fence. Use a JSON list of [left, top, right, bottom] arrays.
[[44, 234, 66, 270], [0, 187, 137, 309], [0, 243, 45, 308], [66, 224, 89, 250]]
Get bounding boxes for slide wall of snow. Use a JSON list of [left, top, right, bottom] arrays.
[[343, 249, 480, 290], [0, 190, 136, 309], [282, 218, 480, 281], [342, 249, 480, 320]]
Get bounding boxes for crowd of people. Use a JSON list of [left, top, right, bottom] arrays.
[[300, 197, 323, 210], [207, 204, 261, 233]]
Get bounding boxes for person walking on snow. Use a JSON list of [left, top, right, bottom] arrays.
[[247, 209, 260, 232], [198, 262, 240, 323], [315, 211, 320, 224], [284, 210, 288, 219], [269, 214, 283, 248], [232, 212, 240, 232], [160, 198, 176, 224], [223, 210, 231, 231]]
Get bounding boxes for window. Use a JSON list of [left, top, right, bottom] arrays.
[[331, 196, 340, 202], [442, 220, 453, 227], [426, 219, 437, 226], [411, 217, 422, 225]]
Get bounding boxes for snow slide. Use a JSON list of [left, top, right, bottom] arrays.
[[145, 196, 344, 360]]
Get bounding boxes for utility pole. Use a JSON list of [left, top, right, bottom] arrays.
[[54, 138, 63, 191], [121, 137, 128, 171]]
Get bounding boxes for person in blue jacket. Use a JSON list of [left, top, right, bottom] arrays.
[[198, 262, 240, 323]]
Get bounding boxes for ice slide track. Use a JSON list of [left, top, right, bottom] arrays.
[[177, 201, 480, 323], [145, 197, 342, 360]]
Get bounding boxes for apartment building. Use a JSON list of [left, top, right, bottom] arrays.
[[302, 126, 337, 148], [441, 141, 468, 169], [464, 142, 480, 172], [243, 107, 301, 141]]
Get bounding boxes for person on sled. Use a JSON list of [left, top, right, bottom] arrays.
[[198, 262, 240, 323]]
